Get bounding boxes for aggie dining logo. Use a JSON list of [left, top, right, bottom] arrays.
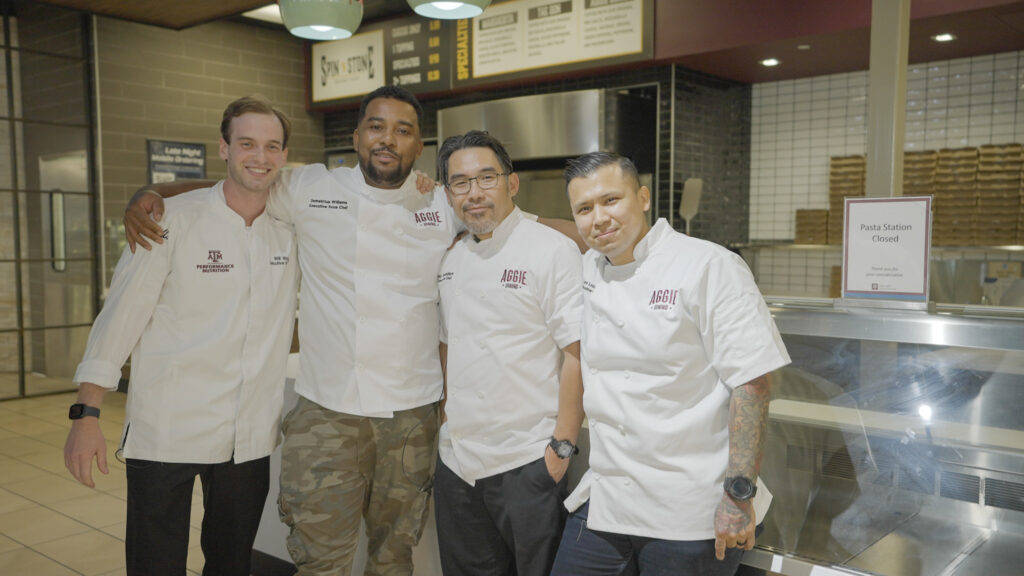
[[648, 289, 678, 311], [196, 250, 234, 273]]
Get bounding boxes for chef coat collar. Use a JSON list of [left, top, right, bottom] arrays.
[[352, 165, 435, 210], [601, 217, 673, 274], [213, 179, 271, 228], [466, 206, 524, 255]]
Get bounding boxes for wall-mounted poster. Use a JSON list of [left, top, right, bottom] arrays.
[[147, 140, 205, 183]]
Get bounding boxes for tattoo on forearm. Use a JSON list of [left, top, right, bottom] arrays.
[[727, 374, 771, 478]]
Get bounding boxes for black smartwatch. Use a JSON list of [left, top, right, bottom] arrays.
[[68, 403, 101, 420], [724, 476, 757, 501], [549, 437, 578, 459]]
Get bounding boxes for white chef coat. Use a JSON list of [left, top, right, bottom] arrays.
[[268, 165, 459, 417], [565, 218, 790, 540], [437, 208, 582, 484], [74, 183, 299, 464]]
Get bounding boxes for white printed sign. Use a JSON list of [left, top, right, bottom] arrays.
[[843, 196, 932, 301]]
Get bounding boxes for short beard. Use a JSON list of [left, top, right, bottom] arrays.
[[362, 161, 410, 188]]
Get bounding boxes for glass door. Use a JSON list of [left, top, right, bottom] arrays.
[[0, 0, 96, 399]]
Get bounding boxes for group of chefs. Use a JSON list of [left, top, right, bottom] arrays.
[[61, 85, 790, 576]]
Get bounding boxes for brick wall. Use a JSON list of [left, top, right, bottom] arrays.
[[95, 17, 324, 283]]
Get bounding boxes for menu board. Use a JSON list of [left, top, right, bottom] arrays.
[[384, 17, 450, 93], [306, 0, 652, 108], [312, 30, 385, 103], [460, 0, 649, 85]]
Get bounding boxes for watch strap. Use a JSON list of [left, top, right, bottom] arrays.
[[68, 403, 101, 420]]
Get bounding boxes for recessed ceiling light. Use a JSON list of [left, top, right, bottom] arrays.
[[932, 33, 956, 42], [797, 44, 811, 51], [761, 58, 780, 67]]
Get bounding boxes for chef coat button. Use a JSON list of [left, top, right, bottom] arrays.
[[590, 368, 598, 375], [356, 363, 364, 371], [399, 317, 407, 323], [624, 371, 630, 380], [477, 391, 485, 399], [452, 337, 459, 344], [618, 424, 626, 435], [455, 289, 462, 295], [359, 315, 366, 323], [396, 228, 404, 236], [624, 478, 631, 486], [479, 343, 486, 350], [617, 320, 624, 327], [360, 224, 367, 231]]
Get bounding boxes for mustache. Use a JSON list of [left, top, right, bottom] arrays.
[[371, 145, 397, 156], [463, 201, 495, 211]]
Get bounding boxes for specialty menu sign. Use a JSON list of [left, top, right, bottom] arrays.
[[306, 0, 652, 108], [458, 0, 649, 85], [842, 197, 932, 301]]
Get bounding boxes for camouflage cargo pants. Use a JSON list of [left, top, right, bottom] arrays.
[[279, 397, 439, 576]]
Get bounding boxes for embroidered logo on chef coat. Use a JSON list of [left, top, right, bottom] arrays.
[[414, 210, 443, 227], [308, 198, 349, 210], [196, 250, 234, 273], [648, 289, 678, 311], [500, 268, 527, 290]]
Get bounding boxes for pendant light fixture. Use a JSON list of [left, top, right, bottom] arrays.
[[407, 0, 490, 20], [279, 0, 364, 40]]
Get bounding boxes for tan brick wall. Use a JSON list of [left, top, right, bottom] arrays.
[[96, 17, 323, 283]]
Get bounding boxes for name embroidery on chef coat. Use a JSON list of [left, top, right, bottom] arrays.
[[196, 249, 234, 273], [414, 210, 443, 227], [438, 271, 454, 283], [271, 255, 289, 266], [308, 198, 349, 210], [500, 268, 527, 290], [648, 288, 678, 311]]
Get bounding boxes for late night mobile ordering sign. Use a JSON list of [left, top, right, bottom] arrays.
[[842, 196, 932, 302]]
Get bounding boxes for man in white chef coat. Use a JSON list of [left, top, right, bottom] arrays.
[[433, 130, 584, 576], [123, 86, 453, 576], [63, 95, 299, 576], [550, 151, 790, 576]]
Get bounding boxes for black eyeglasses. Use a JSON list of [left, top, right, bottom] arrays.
[[446, 172, 508, 196]]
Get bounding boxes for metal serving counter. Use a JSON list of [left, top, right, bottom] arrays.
[[747, 301, 1024, 576]]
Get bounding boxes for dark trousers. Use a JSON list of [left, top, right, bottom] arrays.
[[125, 456, 271, 576], [551, 502, 765, 576], [433, 455, 568, 576]]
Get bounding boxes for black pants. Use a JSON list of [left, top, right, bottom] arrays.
[[433, 455, 568, 576], [125, 456, 270, 576]]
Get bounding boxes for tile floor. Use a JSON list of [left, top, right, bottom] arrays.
[[0, 391, 208, 575]]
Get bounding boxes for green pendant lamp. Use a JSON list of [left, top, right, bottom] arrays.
[[408, 0, 490, 19], [279, 0, 364, 40]]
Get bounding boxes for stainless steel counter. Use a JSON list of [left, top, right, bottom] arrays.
[[750, 301, 1024, 576]]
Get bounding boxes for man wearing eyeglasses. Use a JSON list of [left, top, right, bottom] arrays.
[[433, 130, 584, 576]]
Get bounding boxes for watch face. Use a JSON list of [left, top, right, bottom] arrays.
[[69, 404, 85, 419], [555, 443, 573, 459], [726, 477, 756, 500]]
